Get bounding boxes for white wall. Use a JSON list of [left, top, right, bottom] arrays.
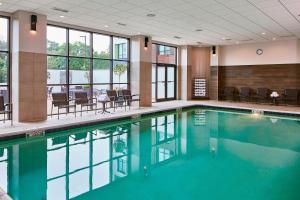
[[219, 39, 300, 66]]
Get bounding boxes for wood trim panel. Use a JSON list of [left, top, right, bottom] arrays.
[[219, 64, 300, 94]]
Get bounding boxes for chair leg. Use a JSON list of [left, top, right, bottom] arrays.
[[3, 113, 5, 123]]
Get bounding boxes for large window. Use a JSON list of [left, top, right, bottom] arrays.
[[47, 25, 130, 114], [152, 44, 177, 102], [0, 17, 10, 107]]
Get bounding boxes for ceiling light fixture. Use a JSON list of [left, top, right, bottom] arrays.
[[212, 46, 216, 56], [30, 15, 37, 33], [117, 22, 126, 26], [144, 36, 149, 50], [60, 15, 65, 18], [104, 25, 109, 28], [53, 7, 69, 13], [147, 13, 156, 17], [0, 2, 2, 6], [222, 37, 231, 41], [262, 32, 266, 35], [273, 37, 276, 40]]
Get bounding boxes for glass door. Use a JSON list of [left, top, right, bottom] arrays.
[[156, 65, 176, 101]]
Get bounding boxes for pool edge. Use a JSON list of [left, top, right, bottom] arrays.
[[0, 103, 300, 142]]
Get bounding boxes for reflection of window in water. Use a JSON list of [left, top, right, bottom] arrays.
[[151, 114, 178, 164], [46, 128, 129, 200], [117, 158, 127, 174], [0, 148, 8, 192], [158, 148, 174, 162]]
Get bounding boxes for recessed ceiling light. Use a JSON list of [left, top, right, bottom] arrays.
[[117, 22, 126, 26], [195, 29, 203, 32], [222, 37, 231, 41], [174, 36, 181, 39], [60, 15, 64, 18], [273, 37, 276, 40], [147, 13, 156, 17], [0, 2, 2, 6], [104, 25, 109, 28], [53, 7, 69, 13], [262, 32, 266, 35]]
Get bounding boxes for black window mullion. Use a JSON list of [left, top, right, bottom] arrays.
[[66, 28, 70, 102], [90, 32, 93, 98], [110, 36, 113, 90]]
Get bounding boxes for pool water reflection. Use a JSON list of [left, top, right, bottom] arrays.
[[1, 109, 300, 200]]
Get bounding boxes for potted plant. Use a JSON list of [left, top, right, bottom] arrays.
[[113, 64, 127, 90]]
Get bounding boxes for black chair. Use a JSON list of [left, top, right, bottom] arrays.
[[239, 87, 252, 102], [106, 90, 125, 111], [74, 92, 97, 116], [282, 89, 299, 105], [254, 88, 271, 103], [0, 96, 12, 125], [219, 87, 237, 101], [51, 93, 76, 119], [120, 89, 140, 109]]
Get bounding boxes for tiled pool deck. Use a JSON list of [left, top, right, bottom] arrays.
[[0, 100, 300, 140]]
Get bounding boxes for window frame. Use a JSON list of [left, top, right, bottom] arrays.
[[46, 24, 130, 115], [152, 43, 177, 102], [0, 16, 11, 107]]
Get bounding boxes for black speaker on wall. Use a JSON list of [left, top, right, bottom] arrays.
[[212, 46, 216, 55]]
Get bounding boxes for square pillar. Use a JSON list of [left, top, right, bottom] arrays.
[[130, 36, 152, 107], [12, 11, 47, 122]]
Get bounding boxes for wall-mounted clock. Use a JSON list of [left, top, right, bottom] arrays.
[[256, 49, 263, 55]]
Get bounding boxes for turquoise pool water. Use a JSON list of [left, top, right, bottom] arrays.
[[1, 108, 300, 200]]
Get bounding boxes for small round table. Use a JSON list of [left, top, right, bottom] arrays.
[[98, 100, 111, 114]]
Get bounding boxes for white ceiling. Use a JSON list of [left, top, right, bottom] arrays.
[[0, 0, 300, 46]]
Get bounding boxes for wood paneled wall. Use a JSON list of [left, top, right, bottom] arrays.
[[188, 47, 210, 100], [219, 64, 300, 94]]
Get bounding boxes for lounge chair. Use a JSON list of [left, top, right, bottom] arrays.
[[219, 87, 237, 101], [254, 88, 271, 103], [74, 92, 97, 116], [239, 87, 252, 102], [0, 96, 12, 125], [106, 90, 125, 111], [282, 89, 299, 105], [51, 93, 76, 119], [120, 89, 140, 109]]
